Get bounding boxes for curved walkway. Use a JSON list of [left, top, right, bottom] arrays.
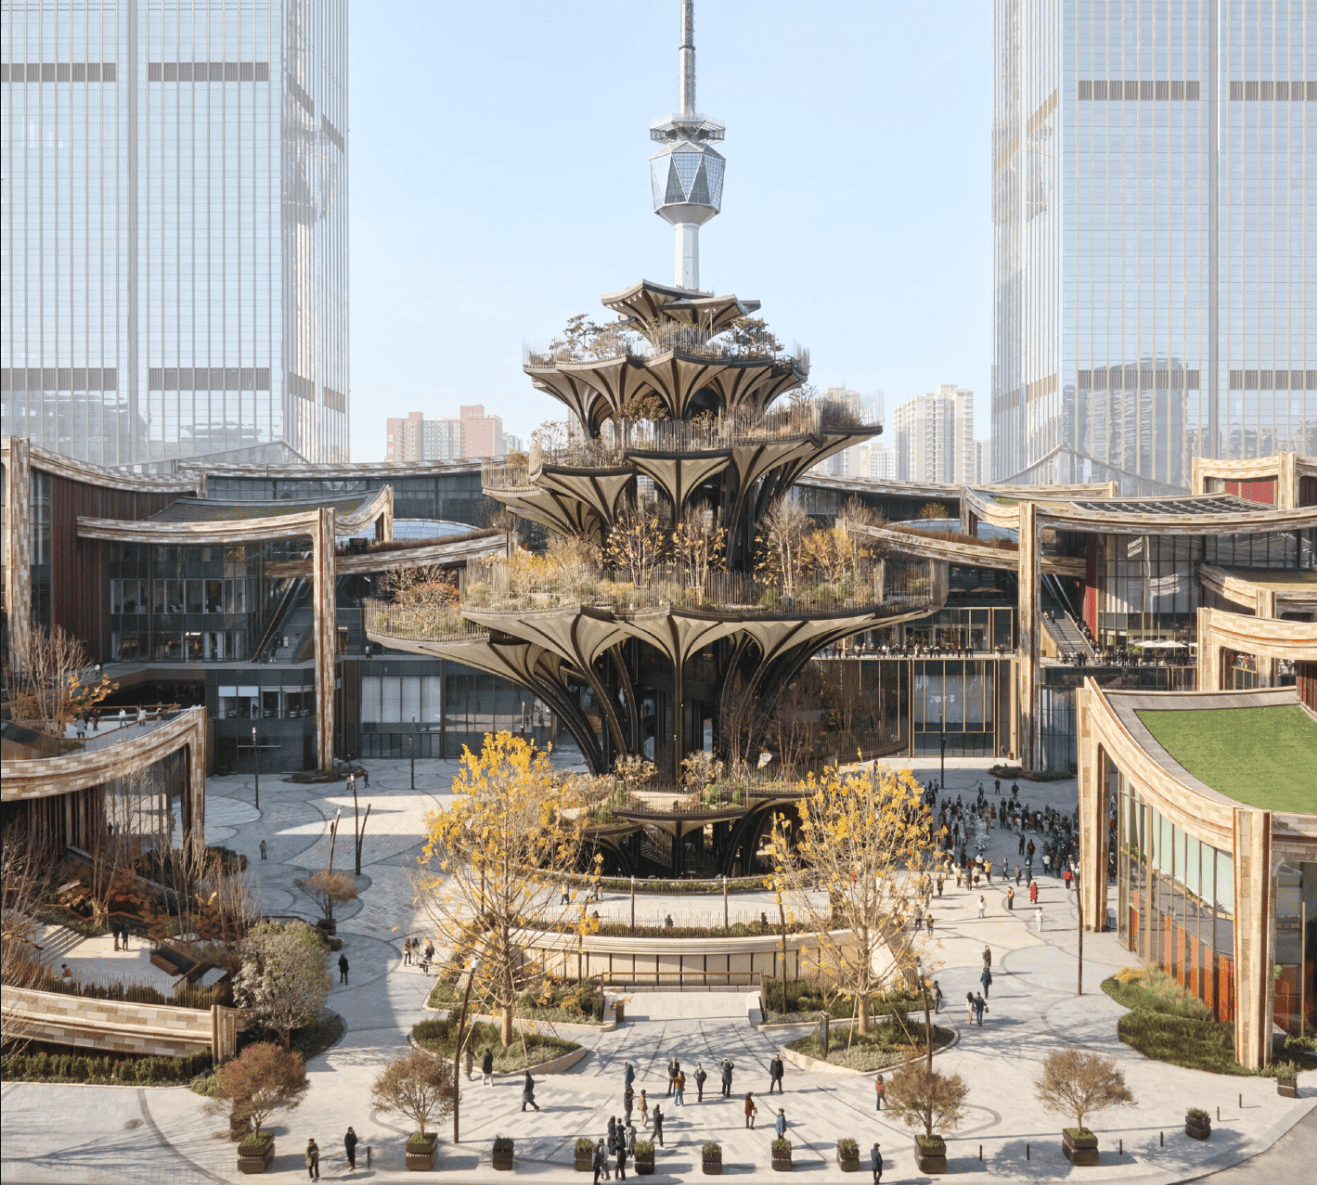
[[1, 756, 1312, 1183]]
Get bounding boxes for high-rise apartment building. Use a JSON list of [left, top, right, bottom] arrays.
[[1, 0, 349, 466], [892, 384, 975, 485], [992, 1, 1314, 493], [974, 438, 991, 485], [385, 405, 506, 462]]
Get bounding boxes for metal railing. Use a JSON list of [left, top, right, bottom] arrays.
[[523, 330, 808, 372]]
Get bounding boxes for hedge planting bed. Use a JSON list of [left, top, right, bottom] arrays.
[[413, 1018, 579, 1071]]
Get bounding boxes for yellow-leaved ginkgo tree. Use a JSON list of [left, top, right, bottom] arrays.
[[765, 764, 935, 1036], [416, 732, 595, 1047]]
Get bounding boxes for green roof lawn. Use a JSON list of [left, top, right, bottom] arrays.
[[1135, 705, 1317, 813]]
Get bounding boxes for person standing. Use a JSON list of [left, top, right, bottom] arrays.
[[521, 1070, 540, 1112], [977, 895, 986, 919], [768, 1053, 784, 1093], [925, 912, 934, 935], [403, 938, 412, 966], [871, 1141, 883, 1184], [343, 1127, 358, 1171], [624, 1086, 634, 1125], [774, 1108, 787, 1139], [305, 1138, 320, 1181], [463, 1042, 474, 1080], [694, 1062, 707, 1102], [592, 1138, 610, 1184], [1035, 905, 1044, 932], [1006, 886, 1015, 911], [932, 981, 944, 1013], [652, 1106, 665, 1147], [260, 839, 268, 861], [481, 1048, 495, 1085], [624, 1061, 635, 1092], [874, 1073, 885, 1111], [666, 1056, 679, 1097], [744, 1092, 758, 1128], [637, 1090, 649, 1127], [974, 992, 988, 1026], [980, 967, 993, 998], [673, 1070, 686, 1105], [965, 992, 975, 1024], [982, 946, 992, 972], [721, 1058, 734, 1098], [338, 953, 349, 985]]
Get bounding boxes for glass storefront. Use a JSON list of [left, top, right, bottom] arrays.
[[1117, 772, 1236, 1022]]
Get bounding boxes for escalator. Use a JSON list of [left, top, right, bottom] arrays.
[[1041, 573, 1096, 659]]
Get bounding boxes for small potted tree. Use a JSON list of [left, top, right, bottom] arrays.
[[370, 1049, 456, 1171], [208, 1042, 308, 1174], [1185, 1108, 1212, 1141], [492, 1136, 514, 1172], [771, 1137, 792, 1171], [1034, 1048, 1135, 1165], [836, 1137, 861, 1172], [295, 868, 359, 936], [702, 1140, 723, 1175], [575, 1137, 595, 1172], [883, 1060, 969, 1175], [634, 1139, 655, 1175]]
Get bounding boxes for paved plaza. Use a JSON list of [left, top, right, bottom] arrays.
[[2, 755, 1313, 1183]]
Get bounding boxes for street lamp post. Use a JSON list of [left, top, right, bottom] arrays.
[[939, 701, 946, 791], [410, 714, 416, 790], [252, 725, 260, 811]]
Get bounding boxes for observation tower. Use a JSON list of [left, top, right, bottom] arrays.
[[650, 0, 724, 290], [367, 1, 947, 871]]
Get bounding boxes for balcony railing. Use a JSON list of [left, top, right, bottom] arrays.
[[523, 328, 808, 372]]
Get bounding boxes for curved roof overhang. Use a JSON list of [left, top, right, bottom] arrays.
[[1197, 607, 1317, 664], [848, 521, 1084, 578], [265, 531, 510, 579], [1199, 566, 1317, 614], [77, 486, 392, 544], [600, 279, 760, 335]]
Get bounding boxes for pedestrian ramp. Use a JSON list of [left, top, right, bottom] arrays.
[[622, 990, 761, 1021]]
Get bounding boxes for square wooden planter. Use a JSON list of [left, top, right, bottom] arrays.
[[236, 1136, 275, 1175], [837, 1151, 861, 1172], [406, 1136, 438, 1171], [1063, 1129, 1099, 1166], [1277, 1078, 1299, 1099], [575, 1153, 594, 1172], [1185, 1121, 1211, 1141], [702, 1158, 723, 1174], [771, 1153, 792, 1172], [914, 1136, 947, 1175], [492, 1149, 513, 1171], [635, 1155, 655, 1176]]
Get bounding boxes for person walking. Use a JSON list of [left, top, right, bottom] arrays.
[[721, 1058, 734, 1098], [977, 895, 986, 919], [874, 1073, 885, 1111], [305, 1138, 321, 1181], [768, 1053, 784, 1093], [615, 1136, 628, 1181], [343, 1127, 358, 1171], [521, 1070, 540, 1112], [626, 1121, 637, 1156], [624, 1086, 634, 1125], [694, 1062, 707, 1102], [974, 992, 988, 1026], [980, 966, 993, 998], [982, 945, 992, 972], [637, 1090, 649, 1127], [481, 1048, 495, 1085], [1006, 886, 1015, 911], [652, 1106, 665, 1147], [774, 1108, 787, 1139], [673, 1070, 686, 1105], [260, 839, 268, 861], [403, 938, 412, 966], [932, 981, 943, 1014], [463, 1041, 474, 1081], [965, 991, 975, 1024], [666, 1056, 679, 1097], [925, 912, 934, 935], [1035, 905, 1044, 932], [744, 1092, 758, 1128], [593, 1138, 610, 1184], [871, 1141, 883, 1184], [338, 953, 349, 985], [624, 1061, 635, 1092], [1028, 879, 1039, 904]]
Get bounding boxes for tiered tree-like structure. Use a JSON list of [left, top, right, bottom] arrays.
[[367, 279, 942, 778], [366, 0, 944, 786]]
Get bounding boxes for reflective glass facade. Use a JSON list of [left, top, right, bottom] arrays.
[[1, 0, 348, 466], [993, 1, 1315, 493]]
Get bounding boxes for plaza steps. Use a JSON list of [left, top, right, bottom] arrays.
[[33, 922, 86, 965]]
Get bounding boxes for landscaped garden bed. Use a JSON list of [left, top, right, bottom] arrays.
[[786, 1018, 955, 1072], [412, 1018, 579, 1072], [2, 1049, 214, 1085], [426, 976, 609, 1026], [765, 981, 923, 1025]]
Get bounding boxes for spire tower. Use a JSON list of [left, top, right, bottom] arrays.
[[650, 0, 724, 290]]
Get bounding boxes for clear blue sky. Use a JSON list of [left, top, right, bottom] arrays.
[[348, 1, 993, 460]]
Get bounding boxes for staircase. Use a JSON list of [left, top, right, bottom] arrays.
[[34, 922, 86, 964], [1043, 610, 1095, 659]]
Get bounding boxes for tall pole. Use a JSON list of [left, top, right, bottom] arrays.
[[678, 0, 695, 116], [410, 714, 416, 789], [452, 965, 475, 1144], [939, 703, 946, 791], [1077, 868, 1084, 996], [252, 725, 260, 811]]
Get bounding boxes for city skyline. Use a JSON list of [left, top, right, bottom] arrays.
[[348, 0, 994, 461]]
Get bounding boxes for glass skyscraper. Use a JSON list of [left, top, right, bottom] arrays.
[[1, 0, 348, 466], [992, 0, 1314, 493]]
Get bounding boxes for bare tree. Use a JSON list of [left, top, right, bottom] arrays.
[[757, 496, 808, 598], [671, 511, 726, 601], [603, 497, 667, 587], [208, 1042, 308, 1136], [295, 869, 359, 928], [6, 624, 115, 729], [371, 1050, 457, 1137], [884, 1062, 970, 1141]]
